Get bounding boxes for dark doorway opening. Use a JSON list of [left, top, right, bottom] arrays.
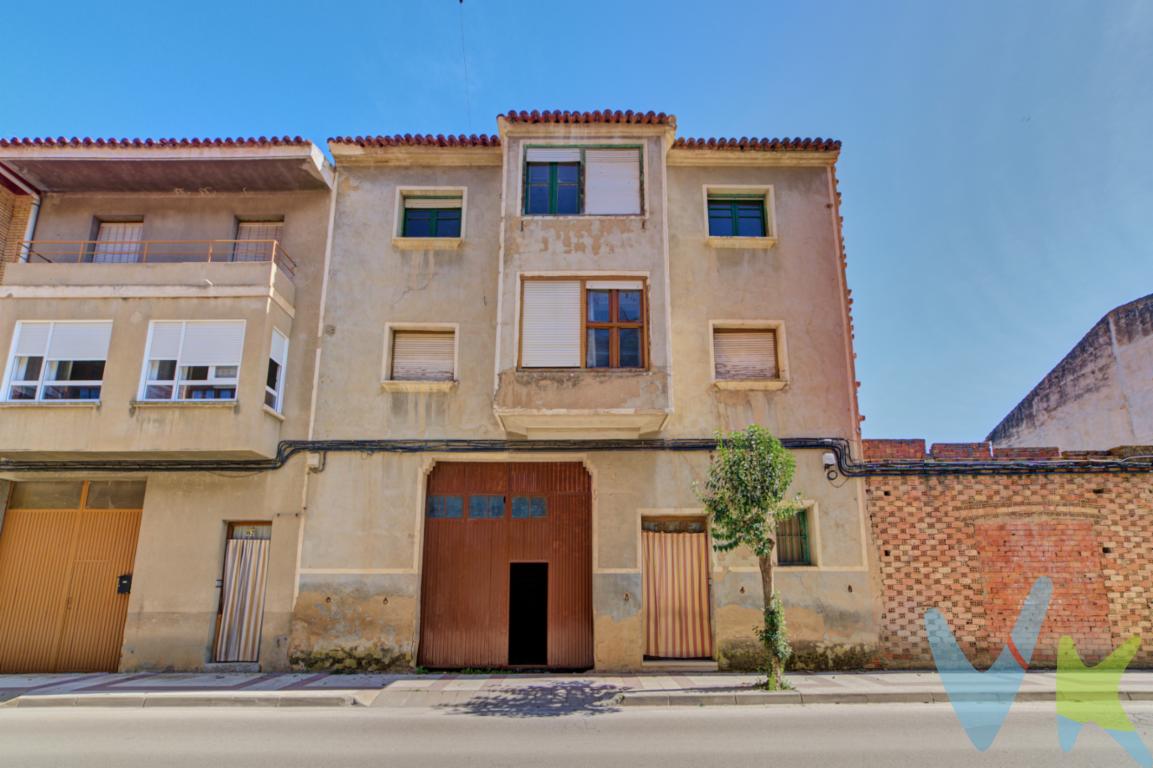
[[508, 563, 548, 666]]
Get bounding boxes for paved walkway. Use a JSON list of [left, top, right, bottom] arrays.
[[3, 670, 1153, 709]]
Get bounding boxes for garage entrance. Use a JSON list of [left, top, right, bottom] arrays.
[[0, 481, 144, 673], [418, 462, 592, 669]]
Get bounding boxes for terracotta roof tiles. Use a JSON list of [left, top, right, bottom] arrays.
[[499, 109, 674, 126], [0, 136, 310, 149], [328, 134, 500, 148], [673, 137, 840, 152]]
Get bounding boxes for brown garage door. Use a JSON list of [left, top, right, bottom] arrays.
[[0, 481, 143, 673], [418, 462, 592, 669]]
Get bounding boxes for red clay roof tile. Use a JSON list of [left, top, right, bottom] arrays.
[[499, 109, 674, 126], [672, 137, 840, 152], [0, 136, 310, 149], [328, 134, 500, 148]]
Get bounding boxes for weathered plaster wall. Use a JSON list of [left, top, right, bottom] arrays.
[[989, 294, 1153, 450]]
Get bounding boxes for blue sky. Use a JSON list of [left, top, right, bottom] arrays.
[[5, 1, 1151, 443]]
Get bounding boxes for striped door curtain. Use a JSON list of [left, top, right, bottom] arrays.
[[642, 531, 714, 659], [214, 538, 271, 663]]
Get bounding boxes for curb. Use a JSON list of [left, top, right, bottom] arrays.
[[2, 691, 367, 709], [616, 690, 1153, 707]]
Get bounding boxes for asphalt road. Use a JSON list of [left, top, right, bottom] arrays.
[[1, 702, 1151, 768]]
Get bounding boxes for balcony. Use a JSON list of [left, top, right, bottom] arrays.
[[3, 240, 296, 306]]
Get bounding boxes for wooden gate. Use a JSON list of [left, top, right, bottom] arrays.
[[418, 462, 592, 669], [0, 481, 143, 673]]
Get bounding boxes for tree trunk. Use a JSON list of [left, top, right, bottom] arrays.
[[758, 553, 783, 689]]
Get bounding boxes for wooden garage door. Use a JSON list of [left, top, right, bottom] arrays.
[[418, 462, 592, 669], [0, 481, 143, 673]]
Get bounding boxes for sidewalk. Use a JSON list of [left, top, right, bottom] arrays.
[[3, 670, 1153, 711]]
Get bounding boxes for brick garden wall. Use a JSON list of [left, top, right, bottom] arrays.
[[864, 440, 1153, 669]]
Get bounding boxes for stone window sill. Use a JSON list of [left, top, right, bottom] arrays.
[[129, 399, 239, 411], [380, 380, 457, 393], [706, 236, 777, 250], [0, 400, 101, 408], [392, 236, 462, 251], [262, 405, 286, 421], [713, 379, 788, 391]]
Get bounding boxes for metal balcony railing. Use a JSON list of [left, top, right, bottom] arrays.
[[20, 240, 297, 276]]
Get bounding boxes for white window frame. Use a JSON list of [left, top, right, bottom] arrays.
[[703, 185, 778, 249], [393, 187, 467, 251], [519, 143, 647, 219], [264, 328, 289, 413], [381, 323, 459, 392], [708, 320, 789, 390], [138, 320, 246, 403], [1, 320, 113, 403]]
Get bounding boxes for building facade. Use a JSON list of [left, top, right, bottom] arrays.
[[988, 293, 1153, 451], [0, 112, 878, 673]]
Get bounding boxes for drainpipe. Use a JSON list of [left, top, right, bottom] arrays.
[[0, 163, 41, 262]]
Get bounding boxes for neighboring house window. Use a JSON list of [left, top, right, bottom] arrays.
[[3, 321, 112, 401], [777, 509, 811, 566], [141, 320, 245, 401], [233, 220, 284, 262], [520, 278, 647, 369], [91, 220, 144, 263], [265, 329, 288, 411], [401, 195, 463, 238], [712, 327, 780, 381], [707, 196, 766, 237], [523, 147, 642, 216], [389, 330, 456, 382]]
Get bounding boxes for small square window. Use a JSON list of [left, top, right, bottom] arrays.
[[468, 495, 504, 519], [427, 495, 463, 519], [777, 510, 812, 566], [713, 327, 781, 382], [511, 496, 547, 519]]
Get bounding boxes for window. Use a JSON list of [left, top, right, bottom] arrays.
[[265, 329, 288, 411], [427, 495, 463, 519], [520, 278, 647, 369], [140, 320, 245, 401], [468, 495, 505, 519], [511, 496, 547, 519], [708, 197, 766, 237], [712, 326, 782, 383], [233, 220, 283, 262], [401, 196, 463, 238], [90, 220, 143, 263], [388, 329, 456, 382], [777, 510, 812, 566], [523, 147, 641, 216], [3, 321, 112, 401]]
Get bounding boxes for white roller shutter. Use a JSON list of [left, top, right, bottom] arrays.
[[391, 331, 455, 381], [713, 329, 779, 380], [521, 281, 581, 368], [585, 280, 644, 291], [46, 322, 112, 360], [180, 321, 246, 367], [404, 196, 462, 209], [525, 148, 581, 163], [584, 149, 641, 215], [270, 329, 289, 367], [13, 322, 51, 357], [147, 322, 184, 360]]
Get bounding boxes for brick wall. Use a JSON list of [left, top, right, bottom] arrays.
[[0, 187, 32, 283], [866, 450, 1153, 669]]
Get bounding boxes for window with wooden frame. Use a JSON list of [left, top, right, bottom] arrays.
[[387, 329, 456, 382], [523, 147, 642, 216], [519, 277, 647, 369], [711, 324, 785, 386], [776, 509, 812, 566]]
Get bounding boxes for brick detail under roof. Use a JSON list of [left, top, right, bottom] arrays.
[[499, 109, 674, 126], [673, 137, 841, 152], [0, 136, 309, 148], [328, 134, 500, 148], [862, 439, 927, 461]]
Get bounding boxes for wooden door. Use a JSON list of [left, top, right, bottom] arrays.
[[418, 462, 592, 669], [0, 482, 143, 673]]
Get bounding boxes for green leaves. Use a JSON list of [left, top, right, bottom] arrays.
[[697, 424, 801, 559]]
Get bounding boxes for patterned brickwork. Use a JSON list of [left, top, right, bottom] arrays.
[[0, 188, 32, 283], [867, 471, 1153, 669]]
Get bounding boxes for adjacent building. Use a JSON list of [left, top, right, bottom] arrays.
[[0, 112, 877, 673], [989, 293, 1153, 451]]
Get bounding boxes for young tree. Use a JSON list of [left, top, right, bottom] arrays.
[[698, 425, 803, 690]]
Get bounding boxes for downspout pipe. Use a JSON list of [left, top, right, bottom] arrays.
[[0, 162, 41, 262]]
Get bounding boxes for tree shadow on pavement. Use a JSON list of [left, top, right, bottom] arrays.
[[436, 681, 624, 718]]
